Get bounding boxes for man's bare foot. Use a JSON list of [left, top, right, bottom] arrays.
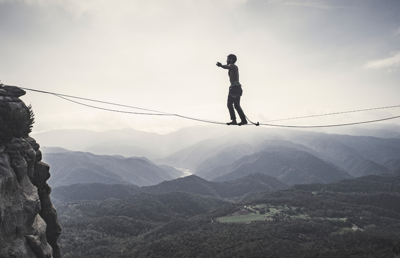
[[227, 120, 237, 125], [238, 120, 247, 126]]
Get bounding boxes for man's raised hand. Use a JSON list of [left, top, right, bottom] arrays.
[[216, 62, 222, 67]]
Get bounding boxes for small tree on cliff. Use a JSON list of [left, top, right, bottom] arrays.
[[0, 103, 35, 145]]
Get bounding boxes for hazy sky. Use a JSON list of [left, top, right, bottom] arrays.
[[1, 0, 400, 134]]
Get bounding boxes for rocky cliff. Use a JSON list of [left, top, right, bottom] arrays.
[[0, 85, 61, 258]]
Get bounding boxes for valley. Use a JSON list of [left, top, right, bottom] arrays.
[[41, 125, 400, 188], [54, 175, 400, 258], [37, 125, 400, 257]]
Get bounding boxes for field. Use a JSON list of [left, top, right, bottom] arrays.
[[216, 204, 285, 223], [216, 212, 267, 223], [216, 204, 346, 223]]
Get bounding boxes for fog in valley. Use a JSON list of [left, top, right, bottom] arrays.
[[35, 124, 400, 187]]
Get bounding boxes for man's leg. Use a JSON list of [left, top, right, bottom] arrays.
[[232, 97, 247, 125], [227, 95, 237, 125]]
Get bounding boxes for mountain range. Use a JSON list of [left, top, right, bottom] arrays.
[[33, 126, 227, 159], [51, 173, 288, 204], [285, 132, 399, 177], [213, 146, 352, 184], [39, 125, 400, 188], [43, 151, 182, 187]]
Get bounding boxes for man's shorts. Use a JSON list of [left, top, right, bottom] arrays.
[[229, 81, 243, 98]]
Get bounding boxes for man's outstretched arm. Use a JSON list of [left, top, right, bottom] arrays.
[[216, 62, 232, 69]]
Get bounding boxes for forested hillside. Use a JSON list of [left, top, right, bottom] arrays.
[[56, 175, 400, 258]]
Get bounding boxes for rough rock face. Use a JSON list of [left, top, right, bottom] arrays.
[[0, 85, 61, 258]]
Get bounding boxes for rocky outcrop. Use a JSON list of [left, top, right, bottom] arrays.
[[0, 85, 61, 258]]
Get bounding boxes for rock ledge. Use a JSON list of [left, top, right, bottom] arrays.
[[0, 84, 61, 258]]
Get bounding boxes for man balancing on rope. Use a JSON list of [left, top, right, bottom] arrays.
[[216, 54, 248, 126]]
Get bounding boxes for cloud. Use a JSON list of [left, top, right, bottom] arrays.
[[267, 0, 348, 9], [283, 1, 347, 9], [224, 0, 248, 4], [365, 52, 400, 69], [0, 0, 248, 19], [2, 0, 400, 132], [395, 27, 400, 36], [0, 0, 97, 18]]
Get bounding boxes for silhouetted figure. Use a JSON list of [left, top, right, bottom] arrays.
[[393, 241, 400, 258], [216, 54, 247, 126]]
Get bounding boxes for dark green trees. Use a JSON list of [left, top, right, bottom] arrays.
[[0, 103, 34, 144]]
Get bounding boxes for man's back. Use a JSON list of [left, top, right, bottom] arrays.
[[228, 64, 239, 83]]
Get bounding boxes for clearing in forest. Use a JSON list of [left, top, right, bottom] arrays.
[[216, 204, 346, 223]]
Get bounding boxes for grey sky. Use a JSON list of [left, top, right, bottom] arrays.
[[1, 0, 399, 134]]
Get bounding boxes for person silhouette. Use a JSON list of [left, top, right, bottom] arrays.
[[216, 54, 247, 126]]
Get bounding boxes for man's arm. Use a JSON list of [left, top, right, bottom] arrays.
[[216, 62, 233, 69]]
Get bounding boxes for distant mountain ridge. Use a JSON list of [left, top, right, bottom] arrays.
[[39, 126, 400, 189], [291, 174, 400, 194], [154, 129, 400, 185], [286, 133, 397, 177], [142, 173, 288, 198], [384, 158, 400, 173], [43, 151, 183, 187], [155, 130, 279, 171], [33, 126, 227, 158], [41, 146, 71, 153], [51, 173, 288, 203], [195, 143, 254, 179], [213, 146, 352, 185]]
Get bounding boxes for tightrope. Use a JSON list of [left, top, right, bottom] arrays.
[[14, 85, 400, 128]]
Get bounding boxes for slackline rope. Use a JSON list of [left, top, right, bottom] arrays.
[[13, 85, 400, 128], [18, 86, 226, 125]]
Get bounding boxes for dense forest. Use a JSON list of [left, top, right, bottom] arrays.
[[54, 175, 400, 257]]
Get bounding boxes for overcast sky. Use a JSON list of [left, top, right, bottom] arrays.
[[1, 0, 400, 134]]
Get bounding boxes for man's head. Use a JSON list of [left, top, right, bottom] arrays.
[[227, 54, 237, 64]]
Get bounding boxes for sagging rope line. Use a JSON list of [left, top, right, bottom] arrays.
[[55, 95, 400, 128], [16, 86, 400, 128], [54, 95, 173, 116], [259, 115, 400, 128], [56, 95, 226, 125], [18, 86, 170, 114], [18, 86, 225, 124], [262, 104, 400, 123]]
